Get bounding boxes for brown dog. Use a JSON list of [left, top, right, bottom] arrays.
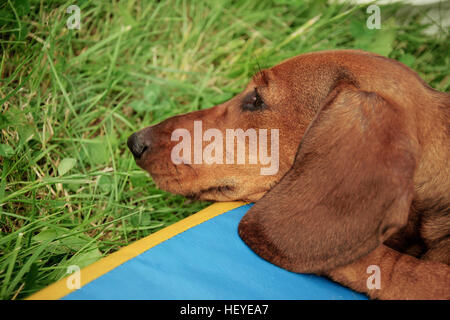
[[128, 49, 450, 300]]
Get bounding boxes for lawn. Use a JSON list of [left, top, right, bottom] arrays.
[[0, 0, 448, 300]]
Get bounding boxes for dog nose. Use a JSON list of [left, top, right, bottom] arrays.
[[127, 132, 149, 159]]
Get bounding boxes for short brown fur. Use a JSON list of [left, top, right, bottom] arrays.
[[129, 50, 450, 299]]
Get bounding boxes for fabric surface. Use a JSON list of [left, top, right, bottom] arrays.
[[64, 204, 367, 300]]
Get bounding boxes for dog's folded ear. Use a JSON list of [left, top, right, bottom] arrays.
[[238, 84, 418, 273]]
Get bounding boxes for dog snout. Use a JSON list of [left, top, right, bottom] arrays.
[[127, 132, 150, 159]]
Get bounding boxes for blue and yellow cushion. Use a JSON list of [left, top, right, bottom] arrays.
[[27, 202, 367, 300]]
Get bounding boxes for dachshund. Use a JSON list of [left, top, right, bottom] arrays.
[[127, 49, 450, 300]]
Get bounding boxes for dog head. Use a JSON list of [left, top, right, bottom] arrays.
[[128, 49, 423, 272]]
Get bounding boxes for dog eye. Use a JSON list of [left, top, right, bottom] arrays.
[[242, 88, 266, 111]]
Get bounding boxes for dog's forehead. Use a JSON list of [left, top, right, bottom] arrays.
[[251, 51, 338, 87], [253, 52, 337, 96], [262, 50, 392, 91], [272, 52, 324, 70], [263, 52, 333, 86], [268, 50, 379, 75]]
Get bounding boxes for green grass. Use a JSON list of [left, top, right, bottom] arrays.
[[0, 0, 448, 300]]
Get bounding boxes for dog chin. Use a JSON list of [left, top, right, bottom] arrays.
[[243, 192, 267, 202], [150, 172, 268, 202], [190, 188, 268, 203]]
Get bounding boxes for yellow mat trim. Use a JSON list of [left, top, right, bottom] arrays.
[[26, 201, 247, 300]]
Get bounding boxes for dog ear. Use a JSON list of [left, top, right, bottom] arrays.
[[238, 84, 418, 273]]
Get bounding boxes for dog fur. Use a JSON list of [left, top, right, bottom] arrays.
[[128, 50, 450, 299]]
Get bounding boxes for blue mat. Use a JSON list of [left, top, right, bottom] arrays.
[[63, 204, 367, 300]]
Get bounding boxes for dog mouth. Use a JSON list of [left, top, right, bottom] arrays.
[[148, 167, 237, 201], [186, 185, 236, 200]]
